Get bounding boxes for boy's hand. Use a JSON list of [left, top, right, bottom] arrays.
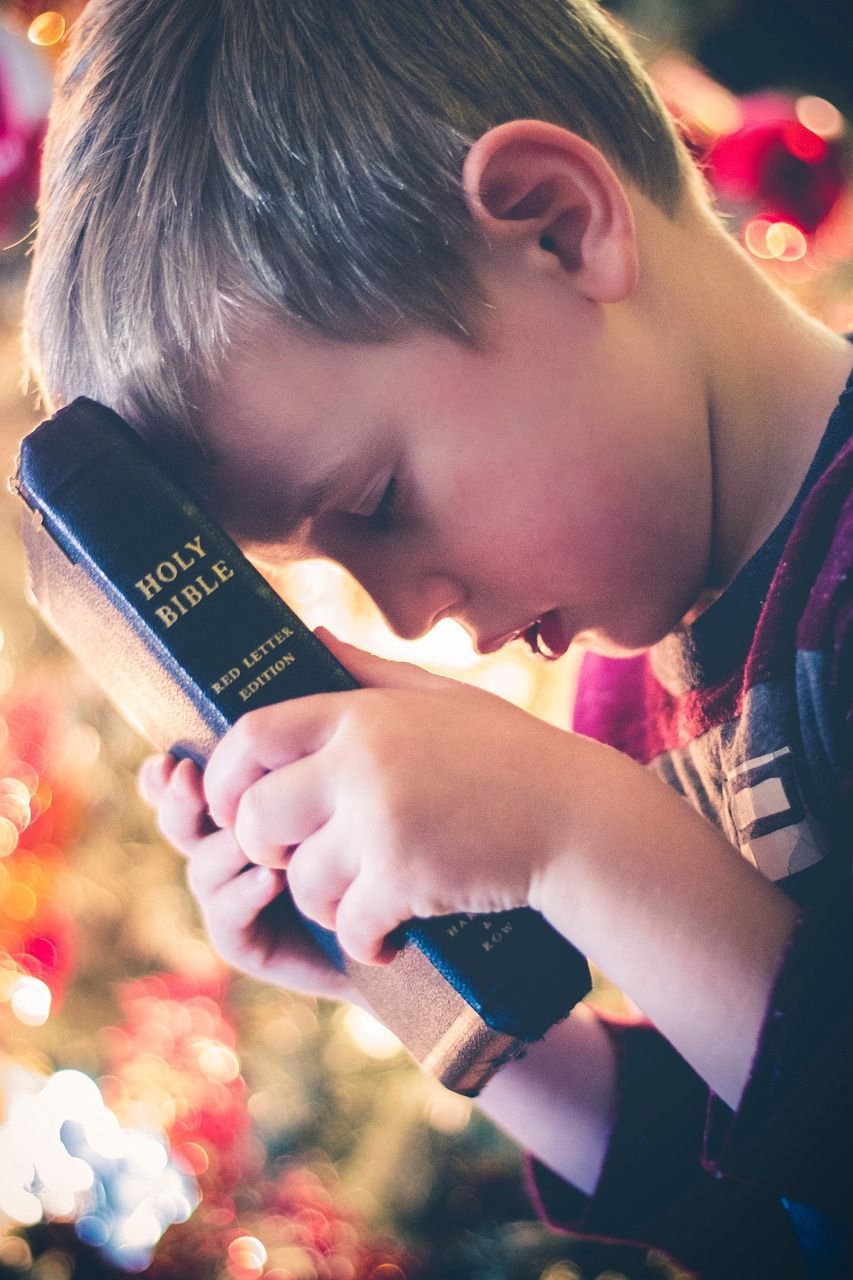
[[138, 752, 355, 1000], [203, 632, 574, 967]]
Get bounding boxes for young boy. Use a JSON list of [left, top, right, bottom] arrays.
[[24, 1, 852, 1276]]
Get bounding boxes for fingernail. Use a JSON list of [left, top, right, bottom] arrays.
[[239, 865, 276, 897], [172, 759, 197, 795]]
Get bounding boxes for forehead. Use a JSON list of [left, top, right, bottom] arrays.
[[193, 319, 397, 542]]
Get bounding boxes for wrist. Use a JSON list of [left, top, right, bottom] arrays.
[[526, 731, 605, 933]]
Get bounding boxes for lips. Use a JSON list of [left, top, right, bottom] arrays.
[[476, 627, 527, 655], [523, 611, 570, 661], [479, 610, 570, 660]]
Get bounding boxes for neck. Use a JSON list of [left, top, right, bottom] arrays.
[[665, 202, 853, 594]]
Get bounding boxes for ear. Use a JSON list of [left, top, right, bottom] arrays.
[[462, 119, 638, 303]]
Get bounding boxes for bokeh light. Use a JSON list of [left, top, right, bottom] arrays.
[[744, 217, 809, 262], [342, 1007, 403, 1060], [27, 11, 66, 46], [426, 1087, 472, 1135], [0, 1068, 198, 1269], [10, 974, 51, 1026], [227, 1234, 267, 1273], [795, 95, 845, 141], [195, 1039, 241, 1084]]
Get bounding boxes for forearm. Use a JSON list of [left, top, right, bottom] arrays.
[[531, 739, 800, 1109], [476, 1002, 618, 1194]]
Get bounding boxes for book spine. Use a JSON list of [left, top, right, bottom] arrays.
[[16, 399, 590, 1041]]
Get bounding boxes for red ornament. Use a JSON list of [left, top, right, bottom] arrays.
[[702, 93, 846, 234]]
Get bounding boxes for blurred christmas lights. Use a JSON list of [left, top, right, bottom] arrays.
[[0, 1067, 198, 1269], [9, 972, 51, 1024], [795, 96, 845, 141], [26, 11, 65, 45], [652, 55, 849, 283], [343, 1006, 404, 1061]]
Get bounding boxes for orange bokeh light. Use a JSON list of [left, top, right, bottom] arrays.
[[27, 10, 66, 45]]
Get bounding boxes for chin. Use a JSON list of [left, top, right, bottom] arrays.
[[578, 635, 651, 659], [577, 609, 686, 658]]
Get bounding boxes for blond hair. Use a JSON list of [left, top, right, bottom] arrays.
[[25, 0, 691, 450]]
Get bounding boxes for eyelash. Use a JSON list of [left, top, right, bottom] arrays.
[[369, 475, 398, 532]]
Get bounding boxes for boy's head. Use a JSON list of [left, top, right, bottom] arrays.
[[25, 0, 693, 444], [26, 0, 722, 657]]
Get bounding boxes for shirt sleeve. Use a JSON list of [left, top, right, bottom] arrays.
[[526, 1014, 806, 1279], [702, 899, 853, 1220]]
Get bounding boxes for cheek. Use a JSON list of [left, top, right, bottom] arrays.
[[512, 458, 701, 599]]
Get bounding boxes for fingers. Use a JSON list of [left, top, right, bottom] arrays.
[[335, 873, 404, 966], [138, 753, 357, 1003], [233, 753, 331, 867], [154, 757, 215, 855], [204, 637, 452, 832], [285, 828, 401, 966], [184, 825, 251, 899], [139, 754, 215, 857], [138, 753, 176, 805], [315, 627, 449, 691], [180, 822, 288, 957], [204, 699, 340, 828], [285, 826, 357, 931], [288, 838, 401, 965], [204, 862, 285, 936]]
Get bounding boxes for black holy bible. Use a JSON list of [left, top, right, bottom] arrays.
[[13, 398, 591, 1093]]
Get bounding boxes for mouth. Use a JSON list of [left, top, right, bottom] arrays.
[[523, 611, 570, 661], [478, 611, 571, 661]]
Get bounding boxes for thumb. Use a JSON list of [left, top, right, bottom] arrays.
[[314, 626, 450, 691]]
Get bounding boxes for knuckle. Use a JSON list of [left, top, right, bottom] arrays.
[[285, 854, 310, 902], [234, 705, 274, 753], [234, 787, 267, 857], [202, 764, 225, 817], [287, 861, 324, 922]]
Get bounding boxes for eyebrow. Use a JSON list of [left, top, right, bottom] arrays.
[[270, 456, 355, 541]]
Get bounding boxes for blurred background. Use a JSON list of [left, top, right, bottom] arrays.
[[0, 3, 850, 1279]]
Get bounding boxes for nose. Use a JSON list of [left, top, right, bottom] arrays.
[[371, 571, 463, 641], [315, 524, 465, 641]]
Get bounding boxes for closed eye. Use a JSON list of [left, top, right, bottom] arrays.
[[368, 475, 398, 532]]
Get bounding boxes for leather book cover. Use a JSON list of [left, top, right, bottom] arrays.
[[12, 397, 591, 1093]]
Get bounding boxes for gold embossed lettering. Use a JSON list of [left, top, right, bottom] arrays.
[[155, 603, 180, 628], [134, 535, 209, 601], [211, 559, 234, 584], [242, 627, 295, 669], [171, 593, 191, 617], [212, 667, 240, 693], [238, 653, 296, 702], [134, 572, 162, 600]]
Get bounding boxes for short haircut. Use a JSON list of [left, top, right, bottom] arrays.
[[25, 0, 692, 448]]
